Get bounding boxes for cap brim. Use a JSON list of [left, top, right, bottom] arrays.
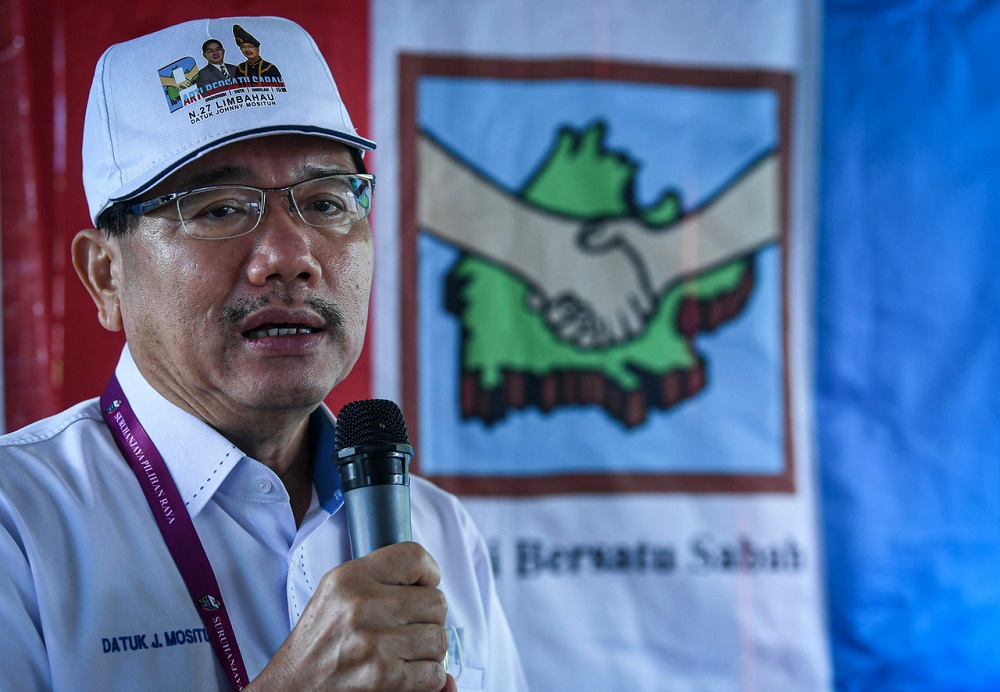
[[101, 125, 375, 217]]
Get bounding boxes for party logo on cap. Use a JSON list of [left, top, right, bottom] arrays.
[[158, 57, 200, 112], [156, 23, 287, 122]]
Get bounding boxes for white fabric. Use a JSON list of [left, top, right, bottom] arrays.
[[371, 2, 827, 690], [0, 346, 526, 690]]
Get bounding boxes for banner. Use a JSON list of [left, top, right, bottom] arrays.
[[371, 1, 827, 689]]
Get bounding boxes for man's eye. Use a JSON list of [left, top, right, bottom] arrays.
[[181, 190, 257, 222], [183, 199, 252, 224], [307, 198, 346, 214], [203, 204, 239, 219]]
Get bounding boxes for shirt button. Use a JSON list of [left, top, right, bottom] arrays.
[[254, 478, 273, 494]]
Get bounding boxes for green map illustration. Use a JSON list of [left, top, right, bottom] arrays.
[[444, 122, 755, 427]]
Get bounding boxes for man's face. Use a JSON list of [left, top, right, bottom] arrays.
[[109, 135, 373, 417], [240, 42, 260, 62], [203, 42, 225, 65]]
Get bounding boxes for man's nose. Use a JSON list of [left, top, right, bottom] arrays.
[[244, 195, 323, 287]]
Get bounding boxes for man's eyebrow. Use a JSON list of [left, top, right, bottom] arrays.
[[171, 162, 357, 192], [175, 166, 254, 190], [292, 162, 357, 178]]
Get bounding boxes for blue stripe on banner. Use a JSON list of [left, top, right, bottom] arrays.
[[819, 1, 1000, 688]]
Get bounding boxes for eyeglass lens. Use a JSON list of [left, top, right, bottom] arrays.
[[177, 175, 373, 239]]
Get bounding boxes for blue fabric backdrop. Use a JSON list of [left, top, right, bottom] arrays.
[[819, 1, 1000, 688]]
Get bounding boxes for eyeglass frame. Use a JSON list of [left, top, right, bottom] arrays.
[[127, 172, 376, 240]]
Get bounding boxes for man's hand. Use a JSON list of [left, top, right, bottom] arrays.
[[248, 542, 455, 691], [527, 218, 658, 349], [417, 133, 658, 350], [534, 151, 782, 348]]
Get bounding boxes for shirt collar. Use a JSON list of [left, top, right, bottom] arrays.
[[113, 345, 344, 518], [310, 406, 345, 514]]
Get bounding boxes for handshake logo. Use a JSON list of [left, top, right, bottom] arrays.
[[418, 121, 779, 429]]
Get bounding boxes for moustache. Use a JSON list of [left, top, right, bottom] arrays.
[[220, 291, 344, 330]]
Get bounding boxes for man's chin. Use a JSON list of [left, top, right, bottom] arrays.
[[228, 350, 354, 410], [235, 376, 336, 413], [245, 392, 328, 415]]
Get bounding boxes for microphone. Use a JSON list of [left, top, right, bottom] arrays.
[[334, 399, 413, 558]]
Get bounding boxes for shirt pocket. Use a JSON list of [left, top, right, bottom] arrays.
[[447, 625, 485, 690], [456, 665, 486, 689]]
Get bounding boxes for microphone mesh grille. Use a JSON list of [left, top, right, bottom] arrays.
[[335, 399, 410, 450]]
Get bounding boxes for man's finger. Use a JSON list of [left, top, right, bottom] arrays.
[[359, 542, 442, 587], [391, 622, 450, 663]]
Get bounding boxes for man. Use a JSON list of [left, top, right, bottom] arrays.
[[233, 23, 283, 84], [195, 38, 238, 91], [0, 16, 526, 691]]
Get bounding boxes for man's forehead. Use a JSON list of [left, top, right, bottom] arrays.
[[157, 136, 358, 190]]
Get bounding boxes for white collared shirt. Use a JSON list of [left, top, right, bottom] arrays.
[[0, 346, 526, 690]]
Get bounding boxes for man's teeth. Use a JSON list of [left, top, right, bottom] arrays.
[[247, 327, 315, 338]]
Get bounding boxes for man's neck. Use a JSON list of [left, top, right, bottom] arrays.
[[151, 372, 319, 526], [225, 414, 315, 526]]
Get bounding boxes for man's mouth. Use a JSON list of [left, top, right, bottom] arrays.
[[244, 325, 318, 339], [225, 295, 342, 342]]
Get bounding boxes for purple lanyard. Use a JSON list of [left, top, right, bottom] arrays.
[[101, 376, 250, 690]]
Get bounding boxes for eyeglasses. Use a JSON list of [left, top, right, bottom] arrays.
[[129, 173, 375, 240]]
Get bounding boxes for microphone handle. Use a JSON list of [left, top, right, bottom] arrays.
[[344, 484, 412, 558], [336, 443, 413, 559]]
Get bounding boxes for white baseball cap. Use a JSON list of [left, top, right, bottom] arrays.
[[82, 16, 375, 225]]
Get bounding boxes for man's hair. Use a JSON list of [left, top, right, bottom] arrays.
[[202, 39, 224, 54], [96, 146, 368, 237], [97, 202, 139, 238]]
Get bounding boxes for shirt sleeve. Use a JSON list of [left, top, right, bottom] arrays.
[[0, 493, 53, 689]]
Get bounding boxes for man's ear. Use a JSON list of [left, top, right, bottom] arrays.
[[72, 228, 123, 332]]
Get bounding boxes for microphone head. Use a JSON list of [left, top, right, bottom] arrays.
[[334, 399, 414, 557], [335, 399, 410, 451]]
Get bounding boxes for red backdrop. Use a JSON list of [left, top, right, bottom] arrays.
[[0, 1, 373, 431]]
